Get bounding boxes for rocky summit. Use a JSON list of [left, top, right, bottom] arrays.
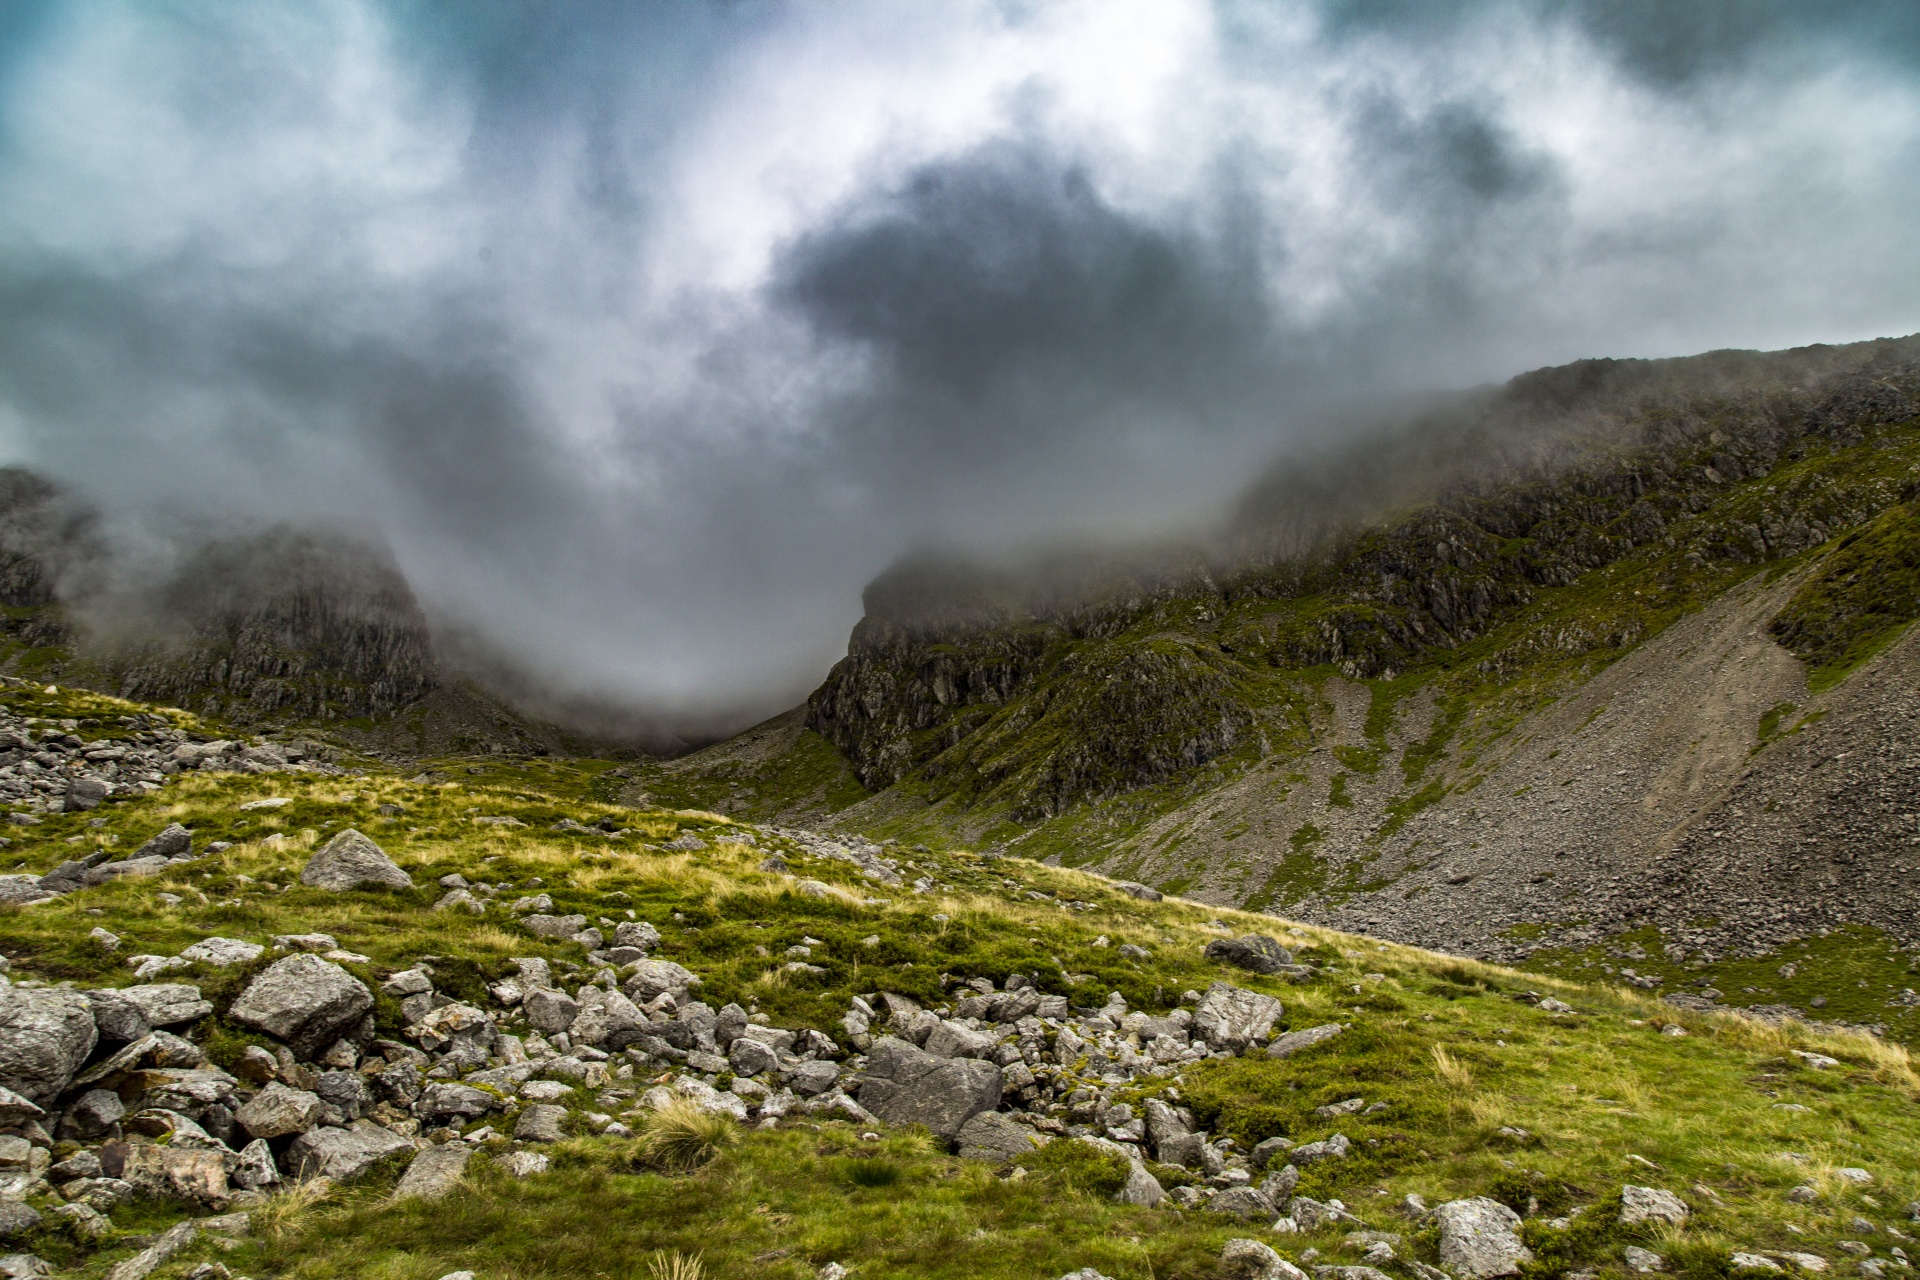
[[0, 335, 1918, 1278]]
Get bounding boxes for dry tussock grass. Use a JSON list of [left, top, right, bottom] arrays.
[[1432, 1044, 1475, 1089]]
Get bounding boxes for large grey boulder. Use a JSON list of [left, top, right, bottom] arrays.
[[955, 1111, 1038, 1163], [1268, 1024, 1345, 1060], [1209, 1187, 1278, 1218], [520, 914, 588, 938], [286, 1121, 411, 1182], [1205, 935, 1294, 975], [234, 1082, 323, 1139], [392, 1144, 470, 1200], [227, 955, 372, 1057], [63, 779, 110, 812], [121, 1143, 229, 1205], [1290, 1133, 1350, 1165], [416, 1083, 498, 1126], [623, 960, 701, 1002], [132, 824, 193, 860], [514, 1104, 569, 1143], [523, 988, 579, 1035], [1116, 1163, 1166, 1206], [0, 987, 97, 1105], [923, 1020, 997, 1060], [0, 1204, 40, 1241], [300, 830, 411, 891], [88, 985, 213, 1042], [1620, 1185, 1689, 1228], [856, 1035, 1002, 1139], [1194, 982, 1283, 1053], [1435, 1197, 1534, 1279]]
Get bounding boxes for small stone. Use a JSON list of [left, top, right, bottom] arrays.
[[1620, 1186, 1689, 1228], [1267, 1024, 1345, 1059], [1730, 1254, 1783, 1273], [500, 1151, 549, 1178], [1624, 1246, 1667, 1273]]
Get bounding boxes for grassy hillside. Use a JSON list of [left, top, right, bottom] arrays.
[[3, 685, 1919, 1279]]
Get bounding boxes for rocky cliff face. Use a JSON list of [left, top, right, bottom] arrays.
[[106, 529, 438, 722], [805, 336, 1920, 824], [0, 473, 438, 724]]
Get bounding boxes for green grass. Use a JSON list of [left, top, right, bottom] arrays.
[[7, 682, 1920, 1277]]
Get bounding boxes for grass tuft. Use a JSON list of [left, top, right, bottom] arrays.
[[634, 1099, 740, 1172]]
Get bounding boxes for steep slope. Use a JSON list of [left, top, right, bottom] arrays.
[[658, 334, 1920, 969]]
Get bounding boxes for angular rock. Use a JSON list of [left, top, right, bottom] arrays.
[[524, 988, 580, 1035], [102, 1219, 196, 1280], [1435, 1197, 1533, 1279], [624, 959, 702, 1002], [301, 829, 412, 891], [1250, 1135, 1294, 1170], [923, 1020, 998, 1061], [729, 1038, 779, 1077], [133, 824, 193, 860], [500, 1150, 549, 1178], [856, 1035, 1002, 1139], [1624, 1247, 1667, 1273], [121, 1143, 229, 1205], [235, 1082, 323, 1140], [520, 913, 588, 938], [1116, 1163, 1166, 1207], [1268, 1024, 1345, 1060], [1209, 1186, 1278, 1218], [228, 954, 373, 1057], [178, 937, 264, 967], [0, 987, 97, 1105], [1263, 1163, 1301, 1203], [0, 1204, 38, 1241], [233, 1140, 279, 1190], [1205, 935, 1294, 975], [380, 969, 433, 997], [1222, 1239, 1309, 1280], [787, 1060, 840, 1097], [1112, 881, 1163, 901], [1290, 1133, 1350, 1165], [416, 1083, 498, 1126], [1157, 1132, 1208, 1168], [1620, 1185, 1689, 1228], [955, 1111, 1038, 1163], [58, 1088, 125, 1141], [286, 1121, 411, 1182], [514, 1104, 569, 1143], [393, 1144, 471, 1200], [613, 921, 661, 951], [1194, 982, 1282, 1053], [64, 779, 109, 812], [88, 985, 213, 1042]]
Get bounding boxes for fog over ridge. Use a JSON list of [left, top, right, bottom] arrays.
[[0, 0, 1916, 736]]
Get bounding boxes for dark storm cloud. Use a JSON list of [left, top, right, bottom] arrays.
[[776, 144, 1271, 414], [0, 0, 1915, 734]]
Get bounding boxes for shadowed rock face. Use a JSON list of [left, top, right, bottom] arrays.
[[106, 528, 437, 722], [802, 335, 1920, 821], [0, 467, 96, 610]]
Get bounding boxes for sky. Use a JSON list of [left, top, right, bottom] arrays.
[[0, 0, 1917, 732]]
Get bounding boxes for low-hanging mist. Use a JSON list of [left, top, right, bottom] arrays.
[[1, 0, 1918, 735]]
